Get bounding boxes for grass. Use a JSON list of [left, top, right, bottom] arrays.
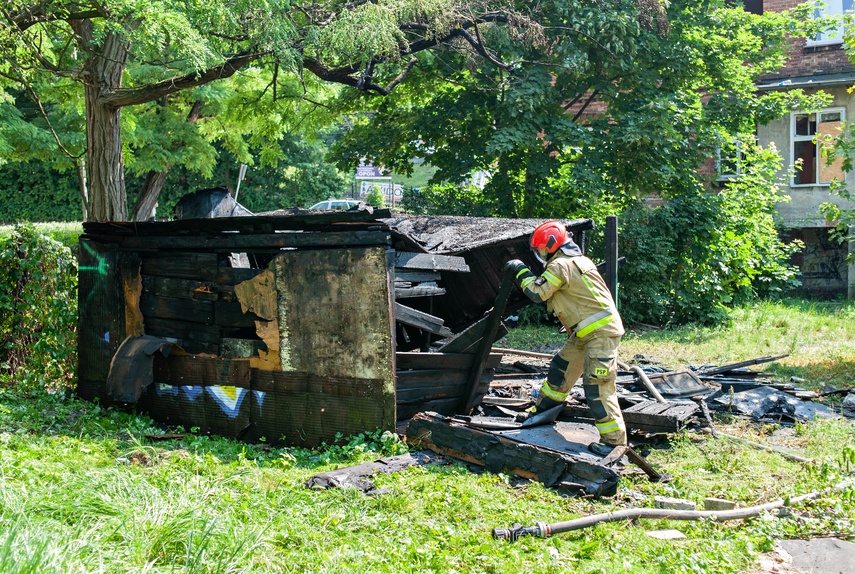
[[0, 221, 82, 251], [1, 300, 854, 573], [501, 298, 855, 391]]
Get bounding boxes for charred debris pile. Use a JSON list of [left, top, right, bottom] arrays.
[[75, 201, 852, 499], [76, 204, 591, 448]]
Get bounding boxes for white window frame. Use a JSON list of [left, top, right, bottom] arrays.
[[715, 136, 754, 182], [806, 0, 854, 47], [790, 107, 846, 187]]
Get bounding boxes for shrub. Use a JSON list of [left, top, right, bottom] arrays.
[[617, 145, 802, 326], [365, 185, 386, 207], [0, 224, 78, 390]]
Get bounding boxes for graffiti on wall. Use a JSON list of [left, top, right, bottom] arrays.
[[798, 228, 848, 295], [154, 384, 266, 419]]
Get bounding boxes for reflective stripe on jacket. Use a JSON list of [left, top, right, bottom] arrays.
[[522, 253, 624, 338]]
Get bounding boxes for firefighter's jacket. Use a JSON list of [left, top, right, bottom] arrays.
[[519, 245, 624, 339]]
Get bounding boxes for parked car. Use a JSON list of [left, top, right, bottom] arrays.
[[308, 199, 362, 211]]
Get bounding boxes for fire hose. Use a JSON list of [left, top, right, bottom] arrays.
[[492, 490, 823, 541]]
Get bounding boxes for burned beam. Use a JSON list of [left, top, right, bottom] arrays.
[[406, 412, 620, 497], [396, 252, 470, 272], [395, 285, 447, 298], [395, 303, 453, 337], [696, 354, 789, 377]]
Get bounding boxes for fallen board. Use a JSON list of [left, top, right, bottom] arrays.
[[406, 411, 620, 497], [559, 400, 699, 434]]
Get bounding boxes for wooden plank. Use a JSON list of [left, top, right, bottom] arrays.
[[395, 303, 453, 338], [140, 252, 221, 280], [247, 371, 390, 448], [120, 253, 145, 339], [396, 251, 470, 272], [114, 230, 391, 251], [142, 275, 226, 300], [396, 352, 502, 371], [560, 401, 698, 433], [695, 354, 789, 377], [251, 370, 387, 397], [461, 266, 515, 414], [394, 271, 442, 283], [396, 370, 469, 388], [83, 209, 392, 238], [437, 315, 504, 354], [395, 286, 446, 299], [396, 382, 470, 403], [214, 301, 260, 328], [397, 352, 473, 371], [216, 267, 266, 286], [152, 355, 251, 389], [140, 294, 214, 324], [405, 412, 619, 497], [143, 316, 221, 345], [77, 240, 125, 384], [137, 382, 252, 439]]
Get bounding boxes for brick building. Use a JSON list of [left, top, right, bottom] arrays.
[[754, 0, 855, 298]]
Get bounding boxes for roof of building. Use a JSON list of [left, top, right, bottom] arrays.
[[757, 71, 855, 91]]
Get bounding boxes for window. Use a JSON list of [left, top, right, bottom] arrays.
[[791, 109, 845, 185], [806, 0, 854, 47], [742, 0, 763, 15], [715, 137, 753, 181]]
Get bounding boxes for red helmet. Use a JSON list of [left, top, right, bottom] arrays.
[[530, 220, 567, 255]]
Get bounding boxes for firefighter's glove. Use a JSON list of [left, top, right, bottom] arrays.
[[506, 259, 535, 288]]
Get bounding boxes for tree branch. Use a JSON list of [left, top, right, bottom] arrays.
[[572, 89, 600, 122], [8, 6, 103, 31], [100, 51, 268, 108], [23, 83, 85, 160]]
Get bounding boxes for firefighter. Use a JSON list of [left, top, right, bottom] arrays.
[[507, 220, 627, 456]]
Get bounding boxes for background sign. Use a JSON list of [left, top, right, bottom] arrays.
[[360, 181, 403, 199], [355, 165, 387, 178]]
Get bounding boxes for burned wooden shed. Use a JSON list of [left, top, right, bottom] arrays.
[[77, 208, 592, 447]]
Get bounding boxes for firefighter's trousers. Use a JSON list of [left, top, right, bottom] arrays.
[[535, 332, 627, 446]]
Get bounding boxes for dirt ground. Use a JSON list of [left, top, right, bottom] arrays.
[[751, 538, 855, 573]]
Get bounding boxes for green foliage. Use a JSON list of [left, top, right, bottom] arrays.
[[0, 222, 82, 251], [618, 144, 802, 325], [331, 0, 820, 217], [0, 161, 81, 222], [362, 185, 384, 207], [287, 430, 409, 467], [401, 183, 496, 216], [0, 224, 77, 390]]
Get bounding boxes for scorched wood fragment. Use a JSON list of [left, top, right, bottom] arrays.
[[406, 412, 620, 497]]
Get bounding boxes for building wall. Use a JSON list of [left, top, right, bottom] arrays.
[[757, 1, 855, 297], [756, 86, 855, 228], [761, 0, 854, 79], [783, 228, 852, 298]]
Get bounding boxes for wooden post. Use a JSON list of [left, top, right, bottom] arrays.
[[605, 215, 618, 303]]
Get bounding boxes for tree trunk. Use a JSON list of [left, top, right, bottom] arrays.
[[130, 170, 169, 221], [71, 21, 131, 221], [84, 93, 127, 221], [128, 100, 204, 221]]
